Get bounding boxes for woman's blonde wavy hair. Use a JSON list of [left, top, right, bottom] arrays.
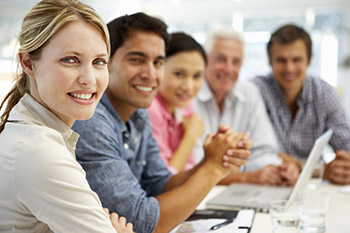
[[0, 0, 110, 133]]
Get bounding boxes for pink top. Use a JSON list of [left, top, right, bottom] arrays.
[[147, 93, 195, 174]]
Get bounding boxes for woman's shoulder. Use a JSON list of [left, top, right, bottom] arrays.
[[147, 94, 168, 122], [148, 94, 165, 113], [5, 123, 71, 164], [0, 123, 79, 188]]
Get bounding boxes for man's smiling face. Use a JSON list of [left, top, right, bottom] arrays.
[[107, 31, 165, 121]]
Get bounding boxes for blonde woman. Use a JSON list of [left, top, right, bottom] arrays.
[[0, 0, 133, 232]]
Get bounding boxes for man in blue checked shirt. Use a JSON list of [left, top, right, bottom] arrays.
[[253, 24, 350, 185]]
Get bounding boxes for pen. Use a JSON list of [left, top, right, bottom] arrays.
[[209, 218, 234, 231], [239, 226, 251, 233]]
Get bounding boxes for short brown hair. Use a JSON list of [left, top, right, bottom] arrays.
[[267, 24, 312, 64], [107, 12, 170, 58]]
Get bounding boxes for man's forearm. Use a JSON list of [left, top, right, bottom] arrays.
[[162, 160, 205, 192], [154, 163, 224, 233], [218, 171, 248, 184]]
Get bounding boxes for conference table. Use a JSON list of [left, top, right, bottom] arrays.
[[197, 182, 350, 232]]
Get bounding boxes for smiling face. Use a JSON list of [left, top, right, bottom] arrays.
[[160, 51, 205, 112], [270, 39, 310, 95], [24, 20, 109, 127], [205, 38, 243, 103], [107, 31, 165, 121]]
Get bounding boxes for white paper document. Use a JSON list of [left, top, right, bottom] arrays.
[[170, 218, 239, 233], [170, 209, 255, 233]]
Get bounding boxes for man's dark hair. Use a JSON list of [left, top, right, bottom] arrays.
[[167, 32, 207, 65], [107, 12, 170, 58], [267, 24, 312, 64]]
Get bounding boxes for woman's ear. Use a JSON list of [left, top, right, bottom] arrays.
[[19, 52, 34, 77]]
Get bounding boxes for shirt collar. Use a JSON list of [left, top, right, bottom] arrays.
[[9, 94, 79, 154], [155, 93, 172, 121], [100, 92, 148, 133], [299, 76, 313, 103], [232, 83, 247, 102], [269, 73, 313, 105], [154, 93, 183, 123], [269, 73, 288, 105]]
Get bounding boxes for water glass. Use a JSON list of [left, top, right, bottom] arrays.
[[269, 200, 302, 233], [299, 190, 330, 233]]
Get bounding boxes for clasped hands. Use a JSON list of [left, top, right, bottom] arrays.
[[203, 125, 252, 176]]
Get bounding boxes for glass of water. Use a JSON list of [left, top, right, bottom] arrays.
[[269, 200, 302, 233], [299, 190, 330, 233]]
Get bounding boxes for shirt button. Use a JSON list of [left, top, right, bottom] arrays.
[[124, 143, 129, 149], [142, 160, 147, 166]]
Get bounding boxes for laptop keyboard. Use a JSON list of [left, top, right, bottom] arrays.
[[247, 187, 291, 204]]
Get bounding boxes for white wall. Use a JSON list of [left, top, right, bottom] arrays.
[[1, 0, 349, 116]]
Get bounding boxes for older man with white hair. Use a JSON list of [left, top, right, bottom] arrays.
[[194, 27, 300, 185]]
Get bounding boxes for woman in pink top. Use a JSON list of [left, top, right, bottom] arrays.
[[148, 32, 206, 174]]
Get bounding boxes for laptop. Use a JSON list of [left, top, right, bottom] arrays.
[[206, 129, 333, 212]]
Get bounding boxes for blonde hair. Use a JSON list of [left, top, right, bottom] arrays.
[[0, 0, 110, 133]]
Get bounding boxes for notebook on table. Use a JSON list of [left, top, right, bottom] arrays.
[[206, 129, 333, 212]]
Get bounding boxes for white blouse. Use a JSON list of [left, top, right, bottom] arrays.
[[0, 94, 116, 233]]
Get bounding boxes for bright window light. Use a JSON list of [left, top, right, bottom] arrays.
[[306, 8, 315, 28], [192, 32, 205, 45], [320, 34, 338, 87], [0, 59, 13, 74], [113, 0, 141, 16], [243, 31, 271, 43], [169, 0, 182, 6], [232, 11, 243, 32]]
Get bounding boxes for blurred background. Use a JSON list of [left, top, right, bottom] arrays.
[[0, 0, 349, 115]]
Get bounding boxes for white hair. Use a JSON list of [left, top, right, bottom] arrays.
[[204, 26, 245, 54]]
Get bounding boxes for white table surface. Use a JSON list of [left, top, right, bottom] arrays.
[[198, 182, 350, 232]]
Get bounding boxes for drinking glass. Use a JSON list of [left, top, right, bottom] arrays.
[[269, 200, 302, 233], [299, 190, 330, 233]]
